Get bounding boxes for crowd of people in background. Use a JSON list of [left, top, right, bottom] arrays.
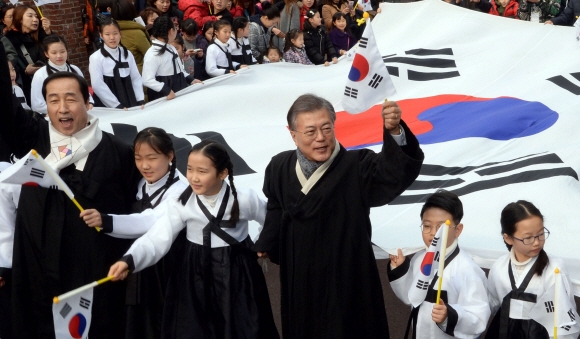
[[0, 0, 577, 109]]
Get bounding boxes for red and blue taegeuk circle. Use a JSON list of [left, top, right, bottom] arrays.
[[68, 313, 87, 339], [420, 251, 435, 276], [348, 54, 370, 82]]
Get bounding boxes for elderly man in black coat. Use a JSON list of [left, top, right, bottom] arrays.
[[254, 94, 424, 338], [0, 44, 138, 339]]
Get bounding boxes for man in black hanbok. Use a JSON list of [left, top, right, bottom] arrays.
[[254, 94, 424, 338], [0, 45, 139, 338]]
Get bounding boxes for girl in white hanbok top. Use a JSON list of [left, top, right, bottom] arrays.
[[108, 140, 278, 339], [486, 200, 578, 339], [142, 16, 198, 102], [31, 35, 94, 114], [88, 18, 144, 110], [81, 127, 188, 338], [205, 20, 248, 77]]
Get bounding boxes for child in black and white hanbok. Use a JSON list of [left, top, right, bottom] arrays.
[[230, 17, 256, 66], [205, 20, 248, 78], [142, 16, 199, 102], [89, 18, 144, 110], [486, 200, 579, 339], [31, 35, 94, 114], [109, 140, 278, 339], [81, 127, 188, 338], [388, 190, 490, 339]]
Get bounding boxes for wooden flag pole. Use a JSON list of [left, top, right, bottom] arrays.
[[33, 0, 44, 18], [53, 274, 124, 304], [554, 268, 560, 339], [30, 150, 101, 232], [435, 220, 451, 305]]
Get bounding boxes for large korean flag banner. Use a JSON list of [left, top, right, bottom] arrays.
[[89, 0, 580, 296]]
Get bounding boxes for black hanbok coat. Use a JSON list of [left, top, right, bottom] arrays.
[[254, 122, 424, 339], [0, 46, 139, 338]]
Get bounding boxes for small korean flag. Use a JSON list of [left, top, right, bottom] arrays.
[[361, 0, 373, 12], [341, 17, 396, 114], [0, 151, 60, 190], [52, 288, 93, 339], [408, 225, 444, 307]]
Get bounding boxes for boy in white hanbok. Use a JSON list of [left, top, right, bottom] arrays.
[[388, 190, 490, 339]]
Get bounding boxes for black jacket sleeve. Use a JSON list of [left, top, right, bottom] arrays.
[[551, 0, 579, 25], [477, 0, 492, 13], [253, 159, 282, 264], [304, 31, 325, 65], [323, 30, 338, 61]]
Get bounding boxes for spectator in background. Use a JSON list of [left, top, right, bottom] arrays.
[[300, 0, 315, 29], [303, 9, 337, 66], [283, 28, 313, 65], [179, 0, 218, 32], [248, 6, 281, 59], [329, 12, 355, 56], [473, 0, 519, 18], [213, 0, 234, 23], [261, 45, 283, 62], [231, 0, 256, 18], [1, 5, 52, 104], [273, 0, 300, 52], [193, 21, 214, 79], [517, 0, 561, 22], [545, 0, 579, 25], [115, 0, 152, 73], [140, 7, 162, 36], [148, 0, 183, 21], [321, 0, 348, 31], [230, 17, 257, 64], [0, 3, 14, 37]]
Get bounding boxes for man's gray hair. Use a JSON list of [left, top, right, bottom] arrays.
[[287, 94, 336, 130]]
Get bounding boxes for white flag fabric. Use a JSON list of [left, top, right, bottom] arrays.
[[408, 225, 444, 307], [84, 0, 580, 296], [341, 17, 396, 114], [33, 0, 62, 6], [529, 272, 580, 335], [361, 0, 373, 12], [52, 288, 93, 339], [575, 18, 580, 47], [0, 151, 60, 190]]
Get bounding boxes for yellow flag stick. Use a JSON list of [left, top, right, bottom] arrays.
[[435, 220, 451, 305], [30, 150, 101, 232], [53, 274, 124, 304], [554, 268, 560, 339], [33, 1, 44, 18]]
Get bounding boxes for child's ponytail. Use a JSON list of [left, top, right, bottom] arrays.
[[227, 161, 240, 225], [151, 16, 172, 56]]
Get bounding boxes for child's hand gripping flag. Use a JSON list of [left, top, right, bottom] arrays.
[[529, 268, 580, 336], [408, 225, 445, 307], [0, 150, 60, 189], [341, 14, 396, 114]]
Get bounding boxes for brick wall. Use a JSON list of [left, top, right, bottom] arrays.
[[35, 0, 91, 81]]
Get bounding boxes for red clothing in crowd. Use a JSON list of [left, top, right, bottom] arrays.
[[179, 0, 217, 32], [489, 0, 519, 18], [300, 5, 310, 30]]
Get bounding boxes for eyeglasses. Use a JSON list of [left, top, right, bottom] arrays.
[[292, 126, 334, 140], [510, 228, 550, 245], [420, 222, 456, 234]]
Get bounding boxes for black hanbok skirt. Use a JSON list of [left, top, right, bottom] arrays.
[[485, 307, 549, 339], [147, 74, 189, 102], [161, 236, 279, 339], [93, 75, 139, 108]]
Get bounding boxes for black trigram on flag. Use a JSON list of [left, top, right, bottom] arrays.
[[60, 303, 72, 319], [368, 74, 383, 89], [30, 168, 45, 179], [434, 251, 440, 263], [80, 297, 91, 309], [562, 325, 572, 331], [344, 87, 358, 99], [431, 236, 439, 247], [416, 280, 429, 290], [547, 72, 580, 95], [545, 301, 555, 313], [390, 152, 578, 205], [359, 37, 368, 49], [568, 308, 576, 321], [382, 48, 460, 82]]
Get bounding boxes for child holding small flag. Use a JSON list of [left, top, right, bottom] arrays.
[[485, 200, 579, 339], [388, 190, 490, 338], [108, 140, 279, 339]]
